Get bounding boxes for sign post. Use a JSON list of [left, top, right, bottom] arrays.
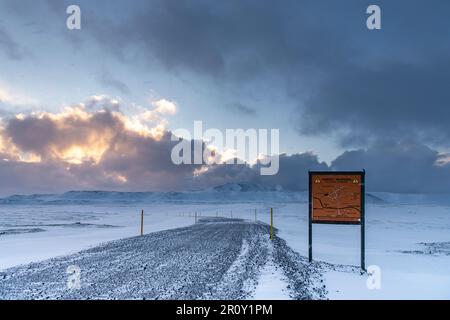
[[361, 172, 365, 271], [308, 176, 312, 262], [308, 170, 366, 270]]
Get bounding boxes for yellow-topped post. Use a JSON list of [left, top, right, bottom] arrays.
[[270, 208, 273, 240], [140, 209, 144, 236]]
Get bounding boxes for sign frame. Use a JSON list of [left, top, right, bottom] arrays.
[[308, 170, 366, 270]]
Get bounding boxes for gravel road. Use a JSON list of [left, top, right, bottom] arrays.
[[0, 218, 326, 299]]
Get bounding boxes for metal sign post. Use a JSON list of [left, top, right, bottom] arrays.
[[308, 175, 313, 262], [361, 172, 366, 271], [308, 170, 366, 271]]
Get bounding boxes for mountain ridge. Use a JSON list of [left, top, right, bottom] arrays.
[[1, 182, 449, 205]]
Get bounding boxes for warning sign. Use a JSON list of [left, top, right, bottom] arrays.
[[310, 172, 363, 224]]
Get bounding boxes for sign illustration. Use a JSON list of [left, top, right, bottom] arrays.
[[311, 173, 363, 224]]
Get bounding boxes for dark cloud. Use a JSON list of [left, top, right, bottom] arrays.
[[5, 109, 122, 160], [2, 0, 67, 16], [191, 162, 257, 191], [192, 141, 450, 194], [331, 140, 450, 194], [225, 102, 256, 116], [3, 0, 449, 148], [0, 26, 25, 60], [84, 95, 121, 112], [98, 71, 131, 95], [0, 160, 81, 196], [82, 0, 450, 148], [253, 153, 329, 190], [192, 153, 328, 191], [0, 104, 203, 195], [1, 105, 450, 195], [6, 116, 58, 157], [1, 1, 450, 195], [88, 0, 347, 81], [297, 58, 450, 147]]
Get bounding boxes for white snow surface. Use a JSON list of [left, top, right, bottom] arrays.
[[1, 188, 449, 299], [251, 239, 291, 300]]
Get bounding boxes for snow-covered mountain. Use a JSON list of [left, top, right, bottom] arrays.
[[0, 182, 448, 205], [211, 182, 284, 192], [0, 183, 305, 205]]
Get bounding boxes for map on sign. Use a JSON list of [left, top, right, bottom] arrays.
[[311, 173, 363, 224]]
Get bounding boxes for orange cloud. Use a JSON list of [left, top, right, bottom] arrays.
[[0, 96, 204, 195]]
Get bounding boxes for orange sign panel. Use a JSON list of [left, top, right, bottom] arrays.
[[311, 173, 363, 224]]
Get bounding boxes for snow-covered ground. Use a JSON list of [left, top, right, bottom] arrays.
[[0, 204, 195, 270], [0, 218, 325, 300], [266, 202, 450, 299], [1, 188, 449, 299]]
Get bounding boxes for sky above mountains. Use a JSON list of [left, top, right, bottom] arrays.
[[0, 0, 449, 195]]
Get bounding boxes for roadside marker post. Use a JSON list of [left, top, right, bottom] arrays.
[[140, 209, 144, 236], [270, 208, 274, 240], [255, 209, 257, 222], [195, 211, 197, 223]]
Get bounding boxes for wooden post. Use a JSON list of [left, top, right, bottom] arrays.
[[140, 209, 144, 236], [270, 208, 273, 240], [195, 211, 197, 223]]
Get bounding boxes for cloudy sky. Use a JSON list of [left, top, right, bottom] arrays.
[[0, 0, 449, 195]]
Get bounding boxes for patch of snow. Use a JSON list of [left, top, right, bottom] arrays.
[[251, 240, 291, 300]]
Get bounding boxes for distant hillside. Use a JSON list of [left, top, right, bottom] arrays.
[[0, 184, 305, 205], [1, 183, 449, 205]]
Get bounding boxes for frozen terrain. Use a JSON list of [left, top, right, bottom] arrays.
[[0, 185, 449, 299], [0, 218, 325, 300]]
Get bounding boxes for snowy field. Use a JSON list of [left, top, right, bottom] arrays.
[[0, 189, 449, 299], [0, 218, 325, 300]]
